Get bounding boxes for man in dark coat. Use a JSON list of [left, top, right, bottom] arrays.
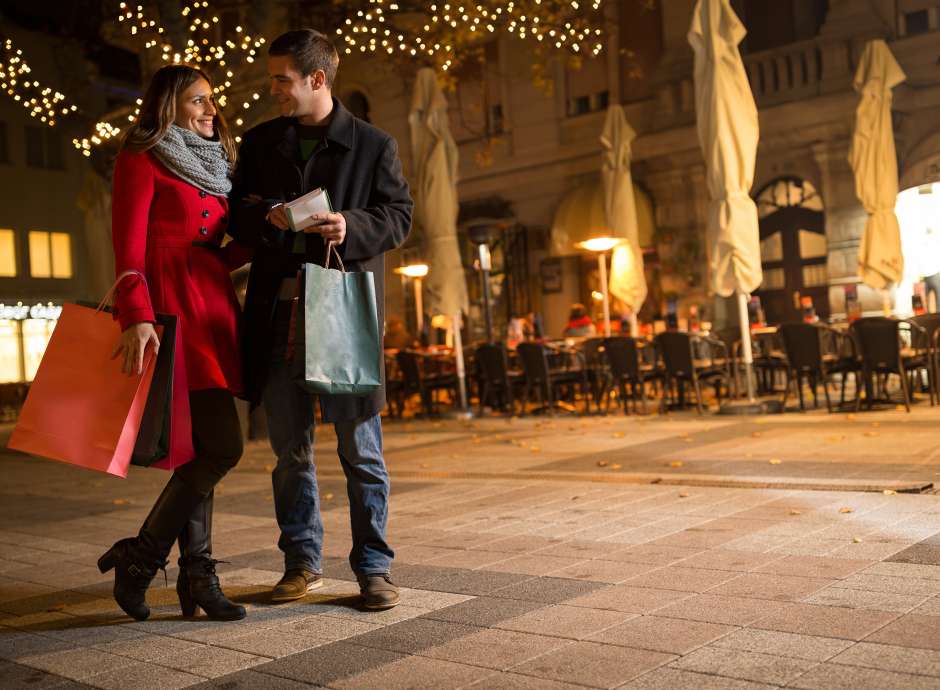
[[230, 29, 412, 610]]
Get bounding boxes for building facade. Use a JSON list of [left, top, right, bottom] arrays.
[[333, 0, 940, 337]]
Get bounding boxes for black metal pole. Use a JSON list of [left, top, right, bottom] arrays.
[[478, 243, 494, 343]]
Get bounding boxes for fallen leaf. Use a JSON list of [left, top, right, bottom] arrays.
[[610, 463, 622, 470], [896, 405, 907, 411], [864, 431, 879, 437], [839, 507, 854, 514], [419, 463, 431, 468], [112, 499, 130, 506], [669, 461, 684, 468], [596, 460, 609, 467], [751, 432, 762, 438], [612, 432, 625, 439], [47, 604, 66, 612], [408, 435, 417, 441], [853, 537, 863, 543], [323, 493, 334, 500], [769, 459, 782, 465], [789, 509, 802, 516], [264, 463, 274, 472], [683, 438, 693, 443], [530, 446, 541, 453], [678, 492, 690, 498], [883, 489, 897, 496], [846, 414, 856, 421]]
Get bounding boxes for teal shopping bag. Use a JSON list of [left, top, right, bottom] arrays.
[[289, 243, 382, 396]]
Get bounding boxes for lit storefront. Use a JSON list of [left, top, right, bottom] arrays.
[[0, 301, 62, 383]]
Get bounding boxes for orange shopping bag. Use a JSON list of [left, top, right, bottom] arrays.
[[7, 272, 161, 478]]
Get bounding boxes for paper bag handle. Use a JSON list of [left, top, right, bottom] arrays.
[[97, 270, 147, 313], [323, 242, 345, 272]]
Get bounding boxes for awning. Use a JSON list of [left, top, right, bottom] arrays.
[[550, 180, 654, 257]]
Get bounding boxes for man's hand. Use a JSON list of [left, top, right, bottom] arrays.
[[266, 203, 290, 230], [111, 322, 160, 376], [304, 212, 346, 244]]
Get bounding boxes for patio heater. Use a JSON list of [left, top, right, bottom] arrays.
[[576, 237, 624, 337], [468, 222, 496, 342], [393, 263, 429, 338]]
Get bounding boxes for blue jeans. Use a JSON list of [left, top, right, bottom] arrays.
[[263, 301, 394, 575]]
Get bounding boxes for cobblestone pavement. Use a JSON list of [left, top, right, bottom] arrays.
[[2, 405, 940, 689]]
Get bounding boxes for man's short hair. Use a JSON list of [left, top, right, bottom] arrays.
[[269, 29, 339, 87]]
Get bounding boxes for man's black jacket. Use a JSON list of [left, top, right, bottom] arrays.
[[230, 98, 413, 421]]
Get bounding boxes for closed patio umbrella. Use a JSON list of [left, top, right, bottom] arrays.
[[603, 105, 647, 337], [689, 0, 763, 402], [409, 67, 469, 409], [850, 39, 906, 292]]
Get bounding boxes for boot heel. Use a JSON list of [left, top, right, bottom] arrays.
[[97, 548, 117, 574], [178, 589, 198, 617]]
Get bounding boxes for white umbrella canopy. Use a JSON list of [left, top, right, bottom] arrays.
[[688, 0, 762, 298], [850, 39, 906, 290], [408, 67, 469, 319], [602, 105, 647, 316]]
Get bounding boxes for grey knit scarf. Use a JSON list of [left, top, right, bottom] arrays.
[[152, 124, 232, 195]]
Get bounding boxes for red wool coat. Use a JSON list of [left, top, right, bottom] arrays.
[[111, 150, 247, 394]]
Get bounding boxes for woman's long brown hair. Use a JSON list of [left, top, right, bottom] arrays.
[[121, 64, 237, 164]]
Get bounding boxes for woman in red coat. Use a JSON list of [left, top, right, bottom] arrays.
[[97, 65, 251, 622]]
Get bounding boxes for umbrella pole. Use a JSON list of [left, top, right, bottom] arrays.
[[452, 311, 469, 410], [414, 277, 424, 335], [737, 290, 756, 401], [629, 312, 639, 338], [598, 253, 611, 337]]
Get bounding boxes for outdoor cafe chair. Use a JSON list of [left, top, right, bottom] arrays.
[[580, 337, 610, 412], [909, 313, 940, 405], [516, 342, 590, 415], [654, 331, 731, 415], [475, 342, 525, 415], [395, 349, 458, 417], [850, 317, 927, 412], [603, 336, 658, 415], [779, 322, 859, 412]]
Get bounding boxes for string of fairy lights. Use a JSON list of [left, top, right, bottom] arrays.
[[3, 0, 606, 156], [0, 38, 79, 126], [336, 0, 604, 71]]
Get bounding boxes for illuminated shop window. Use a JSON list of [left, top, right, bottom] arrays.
[[0, 229, 15, 277], [28, 231, 72, 279], [0, 320, 20, 383], [22, 318, 56, 381]]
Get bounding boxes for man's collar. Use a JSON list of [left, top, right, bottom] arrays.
[[276, 97, 354, 161]]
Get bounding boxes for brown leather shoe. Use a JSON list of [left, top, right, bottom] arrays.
[[271, 568, 322, 603], [357, 573, 400, 610]]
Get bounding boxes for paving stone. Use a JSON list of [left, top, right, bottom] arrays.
[[94, 635, 209, 662], [708, 573, 834, 602], [161, 645, 268, 678], [788, 662, 939, 690], [678, 549, 782, 573], [654, 594, 786, 626], [624, 566, 738, 593], [491, 576, 607, 604], [424, 627, 569, 671], [750, 602, 900, 640], [18, 647, 135, 681], [487, 555, 586, 576], [830, 641, 940, 676], [274, 613, 382, 640], [511, 640, 674, 689], [564, 585, 692, 614], [550, 559, 655, 584], [465, 671, 588, 689], [834, 573, 940, 597], [865, 613, 940, 651], [603, 544, 703, 567], [752, 555, 874, 579], [333, 654, 489, 689], [214, 629, 331, 658], [0, 659, 88, 689], [187, 669, 320, 689], [422, 570, 533, 596], [865, 562, 940, 581], [350, 617, 479, 654], [802, 585, 927, 612], [84, 660, 206, 689], [710, 628, 852, 661], [587, 615, 735, 655], [495, 604, 634, 640], [421, 596, 545, 627], [252, 640, 404, 686], [619, 667, 780, 690], [670, 646, 816, 685], [912, 596, 940, 616]]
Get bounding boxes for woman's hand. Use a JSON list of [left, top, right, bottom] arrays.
[[111, 322, 160, 376]]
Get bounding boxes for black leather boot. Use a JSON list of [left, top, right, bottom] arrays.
[[176, 491, 246, 621], [98, 473, 205, 621]]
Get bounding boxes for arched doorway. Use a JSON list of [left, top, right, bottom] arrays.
[[753, 177, 827, 323]]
